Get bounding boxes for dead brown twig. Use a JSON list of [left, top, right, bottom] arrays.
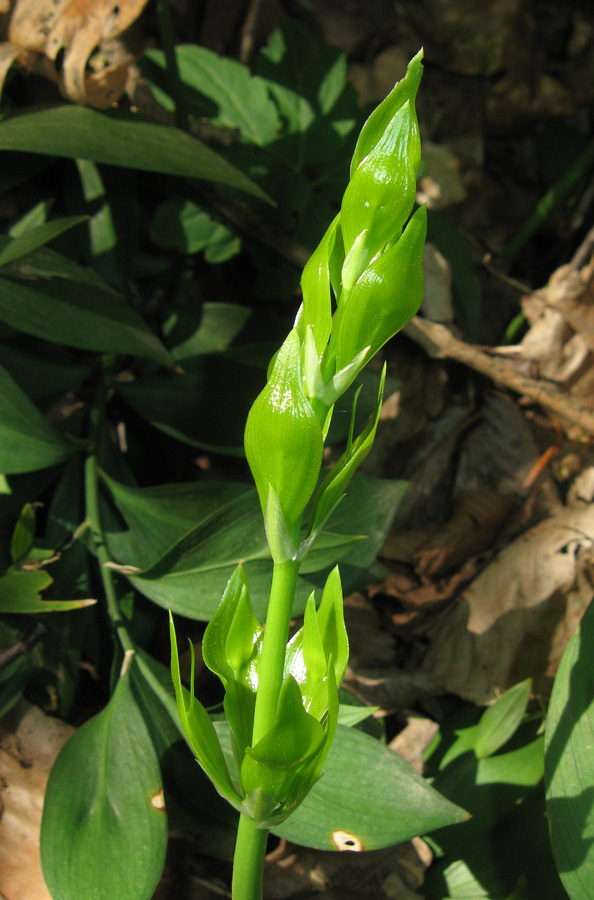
[[405, 316, 594, 436]]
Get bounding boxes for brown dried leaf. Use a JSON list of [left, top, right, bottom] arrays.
[[2, 0, 149, 106], [0, 700, 74, 900], [419, 505, 594, 704]]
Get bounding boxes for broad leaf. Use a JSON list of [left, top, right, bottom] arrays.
[[0, 105, 270, 201], [0, 273, 172, 367], [273, 724, 468, 850], [40, 654, 168, 900], [0, 569, 95, 614], [0, 361, 75, 474], [144, 46, 280, 145], [545, 600, 594, 900], [117, 354, 266, 453]]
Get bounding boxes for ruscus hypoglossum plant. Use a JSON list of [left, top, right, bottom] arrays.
[[169, 49, 427, 900]]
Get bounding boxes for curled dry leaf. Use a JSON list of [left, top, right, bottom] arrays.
[[419, 504, 594, 704], [0, 0, 150, 107], [0, 700, 74, 900]]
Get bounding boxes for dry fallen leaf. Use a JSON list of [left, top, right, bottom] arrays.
[[0, 700, 74, 900], [0, 0, 150, 107], [419, 504, 594, 704]]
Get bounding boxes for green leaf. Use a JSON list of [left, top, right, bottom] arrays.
[[10, 502, 36, 562], [0, 361, 75, 474], [0, 569, 95, 613], [427, 715, 545, 852], [0, 215, 89, 268], [545, 599, 594, 900], [120, 490, 269, 619], [0, 273, 173, 367], [103, 472, 405, 621], [273, 724, 468, 850], [169, 613, 242, 809], [40, 654, 168, 900], [475, 678, 532, 760], [145, 45, 280, 145], [0, 342, 93, 403], [100, 473, 253, 568], [117, 354, 265, 454], [0, 105, 270, 201], [150, 198, 239, 258], [131, 649, 238, 860]]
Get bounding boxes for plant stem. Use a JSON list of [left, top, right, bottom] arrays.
[[231, 557, 299, 898], [251, 558, 300, 745], [84, 406, 133, 654], [232, 814, 269, 900]]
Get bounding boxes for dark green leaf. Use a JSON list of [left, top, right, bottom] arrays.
[[10, 502, 36, 562], [545, 600, 594, 900], [0, 215, 89, 267], [0, 361, 75, 474], [41, 654, 168, 900], [0, 274, 173, 366], [0, 342, 93, 403], [118, 354, 265, 453], [273, 724, 468, 850], [0, 105, 270, 201]]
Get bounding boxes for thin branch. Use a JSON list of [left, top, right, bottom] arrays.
[[405, 316, 594, 436]]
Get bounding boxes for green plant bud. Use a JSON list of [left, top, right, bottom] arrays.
[[284, 567, 348, 720], [296, 213, 340, 357], [240, 675, 328, 826], [201, 567, 262, 762], [245, 328, 324, 533], [350, 48, 423, 177], [341, 100, 419, 287], [329, 204, 427, 375]]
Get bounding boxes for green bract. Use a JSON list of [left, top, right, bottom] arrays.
[[170, 565, 347, 827]]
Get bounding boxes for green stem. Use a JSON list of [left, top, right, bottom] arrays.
[[231, 557, 299, 899], [84, 407, 133, 653], [232, 814, 269, 900], [251, 558, 300, 745]]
